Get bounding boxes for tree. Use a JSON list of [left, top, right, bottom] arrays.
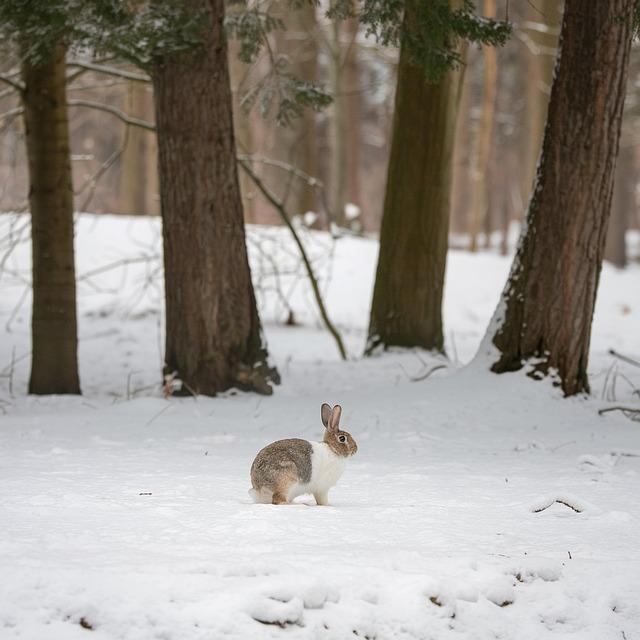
[[365, 0, 509, 353], [150, 0, 278, 395], [468, 0, 497, 252], [485, 0, 636, 396], [519, 0, 561, 214], [22, 44, 81, 395], [606, 143, 633, 268], [366, 13, 462, 352], [0, 4, 83, 394]]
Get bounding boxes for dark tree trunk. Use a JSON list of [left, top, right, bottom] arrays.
[[366, 1, 462, 353], [22, 43, 80, 395], [152, 0, 277, 396], [605, 142, 632, 268], [489, 0, 635, 396]]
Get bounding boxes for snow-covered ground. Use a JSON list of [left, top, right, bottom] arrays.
[[1, 213, 640, 639]]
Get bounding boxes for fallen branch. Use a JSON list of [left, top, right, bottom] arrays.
[[530, 497, 584, 513], [410, 364, 447, 382], [598, 406, 640, 421], [609, 349, 640, 368], [238, 158, 347, 360]]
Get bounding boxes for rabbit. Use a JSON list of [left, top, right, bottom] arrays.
[[249, 403, 357, 505]]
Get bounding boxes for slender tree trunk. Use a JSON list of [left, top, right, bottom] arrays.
[[329, 17, 347, 225], [488, 0, 634, 396], [366, 1, 463, 353], [605, 142, 632, 268], [228, 39, 257, 223], [344, 15, 361, 213], [469, 0, 497, 252], [120, 81, 150, 214], [22, 43, 80, 395], [151, 0, 277, 396], [519, 0, 560, 214], [267, 2, 318, 218]]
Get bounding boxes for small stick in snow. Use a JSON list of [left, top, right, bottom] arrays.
[[145, 403, 172, 426], [608, 349, 640, 369], [530, 496, 585, 513], [411, 364, 447, 382], [598, 406, 640, 421]]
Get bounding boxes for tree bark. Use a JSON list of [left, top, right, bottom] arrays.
[[22, 43, 80, 395], [151, 0, 277, 396], [488, 0, 635, 396], [366, 1, 463, 353]]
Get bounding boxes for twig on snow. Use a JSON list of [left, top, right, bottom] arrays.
[[410, 364, 447, 382], [608, 349, 640, 369], [598, 406, 640, 421]]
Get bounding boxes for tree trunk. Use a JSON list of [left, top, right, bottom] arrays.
[[152, 0, 277, 396], [329, 17, 347, 225], [228, 39, 257, 223], [519, 0, 560, 214], [469, 0, 498, 252], [22, 43, 80, 395], [266, 2, 318, 219], [120, 80, 152, 214], [488, 0, 634, 396], [605, 142, 632, 268], [344, 15, 362, 214], [366, 1, 463, 353]]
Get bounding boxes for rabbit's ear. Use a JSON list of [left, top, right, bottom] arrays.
[[321, 403, 332, 428], [329, 405, 342, 431]]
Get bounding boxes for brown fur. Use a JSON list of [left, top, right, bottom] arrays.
[[250, 438, 312, 500], [249, 403, 357, 506]]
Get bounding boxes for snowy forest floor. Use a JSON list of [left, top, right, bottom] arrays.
[[1, 213, 640, 640]]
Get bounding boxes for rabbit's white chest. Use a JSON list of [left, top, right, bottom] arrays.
[[289, 442, 345, 499], [309, 442, 346, 489]]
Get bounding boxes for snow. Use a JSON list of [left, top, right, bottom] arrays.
[[1, 213, 640, 639]]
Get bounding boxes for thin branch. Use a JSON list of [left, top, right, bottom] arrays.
[[238, 158, 347, 361], [609, 349, 640, 368], [67, 99, 155, 131], [67, 61, 151, 83], [599, 406, 640, 420], [0, 74, 24, 94], [411, 364, 447, 383]]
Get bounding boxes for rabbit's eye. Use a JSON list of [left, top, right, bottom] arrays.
[[338, 435, 346, 443]]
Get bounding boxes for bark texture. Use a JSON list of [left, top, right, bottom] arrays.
[[22, 43, 80, 395], [152, 0, 277, 396], [490, 0, 634, 395], [366, 2, 462, 353]]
